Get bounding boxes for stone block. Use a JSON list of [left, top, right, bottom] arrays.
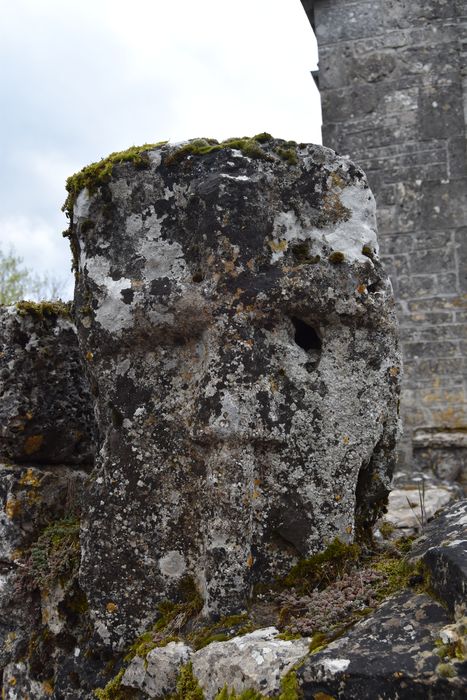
[[122, 642, 192, 698], [0, 306, 95, 466], [191, 628, 309, 699], [297, 590, 464, 698], [313, 1, 385, 43], [65, 138, 401, 647], [410, 499, 467, 615]]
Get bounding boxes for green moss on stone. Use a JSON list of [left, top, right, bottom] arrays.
[[62, 142, 167, 217], [169, 662, 205, 700], [164, 137, 273, 167], [94, 669, 138, 700], [275, 147, 298, 166], [16, 300, 71, 318], [188, 613, 254, 650], [361, 245, 374, 260], [212, 670, 300, 699], [291, 242, 320, 265], [372, 555, 419, 600], [282, 538, 360, 594], [328, 251, 345, 265], [252, 132, 274, 143], [437, 662, 457, 678]]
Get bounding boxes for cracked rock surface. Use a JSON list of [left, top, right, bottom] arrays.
[[297, 591, 466, 699], [67, 137, 401, 647], [0, 305, 95, 466]]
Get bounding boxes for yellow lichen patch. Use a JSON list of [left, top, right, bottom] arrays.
[[24, 434, 44, 455], [343, 435, 350, 445], [42, 680, 54, 696], [330, 171, 346, 189], [19, 468, 40, 487], [27, 489, 42, 506], [268, 239, 288, 253], [106, 602, 118, 614], [5, 499, 21, 519], [389, 367, 400, 377], [320, 193, 351, 227], [313, 693, 336, 700], [223, 260, 237, 274], [8, 677, 16, 686], [86, 351, 94, 362]]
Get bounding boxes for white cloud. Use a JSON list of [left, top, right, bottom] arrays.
[[0, 215, 74, 300], [0, 0, 321, 296]]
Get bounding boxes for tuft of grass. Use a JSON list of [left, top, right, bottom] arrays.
[[169, 663, 204, 700], [212, 670, 301, 699]]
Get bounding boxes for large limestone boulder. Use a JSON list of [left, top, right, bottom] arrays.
[[65, 136, 401, 647]]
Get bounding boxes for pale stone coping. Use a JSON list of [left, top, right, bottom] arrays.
[[413, 431, 467, 449]]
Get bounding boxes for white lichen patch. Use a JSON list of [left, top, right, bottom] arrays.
[[323, 184, 378, 262], [159, 551, 187, 579], [321, 657, 351, 675], [73, 188, 92, 221], [80, 254, 134, 334]]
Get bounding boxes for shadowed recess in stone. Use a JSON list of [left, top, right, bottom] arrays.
[[290, 317, 322, 353]]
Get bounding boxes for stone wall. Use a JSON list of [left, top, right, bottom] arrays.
[[302, 0, 467, 482]]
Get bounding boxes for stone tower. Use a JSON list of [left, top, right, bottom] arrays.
[[302, 0, 467, 483]]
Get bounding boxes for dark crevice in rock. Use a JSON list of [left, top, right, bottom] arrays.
[[290, 317, 322, 352]]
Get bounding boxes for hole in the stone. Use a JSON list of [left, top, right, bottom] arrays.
[[192, 270, 204, 283], [291, 317, 322, 353]]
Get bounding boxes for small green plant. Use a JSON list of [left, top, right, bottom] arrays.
[[213, 670, 300, 699], [94, 669, 139, 700], [169, 663, 204, 700], [405, 479, 427, 529], [28, 517, 80, 590]]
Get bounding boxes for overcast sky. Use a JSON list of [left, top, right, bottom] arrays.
[[0, 0, 321, 299]]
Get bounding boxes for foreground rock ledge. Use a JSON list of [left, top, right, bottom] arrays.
[[66, 136, 401, 646]]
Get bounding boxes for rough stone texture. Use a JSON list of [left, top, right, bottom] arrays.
[[122, 641, 192, 697], [298, 590, 466, 699], [302, 0, 467, 477], [191, 627, 309, 699], [0, 306, 95, 466], [0, 463, 87, 670], [410, 499, 467, 615], [413, 430, 467, 492], [382, 478, 459, 533], [67, 138, 401, 647], [2, 661, 52, 700]]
